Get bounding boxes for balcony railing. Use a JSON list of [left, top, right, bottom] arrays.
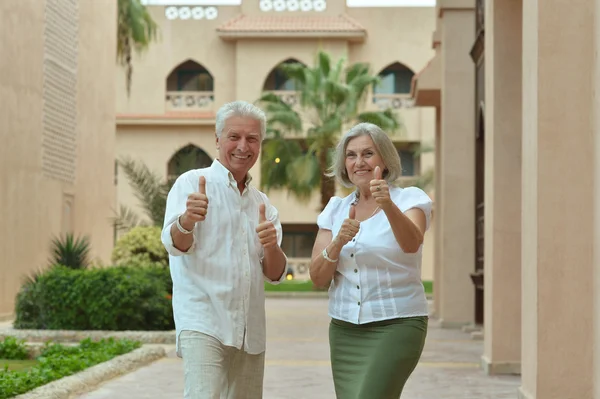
[[269, 90, 299, 107], [372, 93, 415, 110], [165, 91, 214, 112], [287, 257, 310, 280]]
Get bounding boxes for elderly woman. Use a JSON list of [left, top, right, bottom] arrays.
[[309, 122, 432, 398]]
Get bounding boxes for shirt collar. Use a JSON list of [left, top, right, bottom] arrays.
[[211, 159, 253, 187]]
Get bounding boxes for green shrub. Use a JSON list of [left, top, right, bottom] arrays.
[[14, 266, 174, 331], [0, 337, 140, 399], [0, 337, 29, 360], [111, 226, 168, 268]]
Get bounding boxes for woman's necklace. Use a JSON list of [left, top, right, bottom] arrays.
[[352, 192, 380, 221]]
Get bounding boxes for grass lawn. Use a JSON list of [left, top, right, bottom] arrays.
[[265, 279, 319, 292], [265, 279, 433, 295], [1, 359, 38, 372]]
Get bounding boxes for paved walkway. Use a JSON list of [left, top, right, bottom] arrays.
[[77, 298, 520, 399]]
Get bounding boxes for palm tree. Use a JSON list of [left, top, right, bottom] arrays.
[[117, 0, 159, 96], [257, 51, 401, 211]]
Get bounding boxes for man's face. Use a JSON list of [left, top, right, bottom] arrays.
[[216, 116, 262, 180]]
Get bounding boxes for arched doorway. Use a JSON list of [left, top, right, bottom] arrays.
[[473, 104, 485, 326]]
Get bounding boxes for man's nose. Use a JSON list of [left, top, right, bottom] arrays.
[[237, 138, 249, 151]]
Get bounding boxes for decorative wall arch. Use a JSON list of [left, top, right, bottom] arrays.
[[166, 59, 214, 92], [167, 144, 213, 179]]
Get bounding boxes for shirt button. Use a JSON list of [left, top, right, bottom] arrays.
[[357, 301, 361, 306], [356, 285, 360, 289], [354, 269, 358, 273], [352, 238, 356, 242], [350, 254, 354, 258]]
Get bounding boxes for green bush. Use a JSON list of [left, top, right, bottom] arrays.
[[111, 226, 168, 268], [0, 337, 140, 399], [0, 337, 29, 360], [14, 266, 174, 331]]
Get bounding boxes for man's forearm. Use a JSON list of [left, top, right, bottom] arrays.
[[263, 246, 287, 281], [170, 216, 195, 252]]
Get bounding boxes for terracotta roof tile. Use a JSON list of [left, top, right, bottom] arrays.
[[117, 112, 215, 120], [217, 14, 366, 38]]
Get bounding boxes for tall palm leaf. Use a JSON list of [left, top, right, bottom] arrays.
[[117, 0, 159, 96], [117, 157, 169, 226], [258, 51, 401, 210]]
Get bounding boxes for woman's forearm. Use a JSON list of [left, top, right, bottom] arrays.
[[382, 203, 424, 253], [310, 238, 344, 287]]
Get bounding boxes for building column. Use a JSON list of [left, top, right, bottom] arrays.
[[520, 0, 595, 397], [481, 0, 522, 375], [438, 6, 476, 327], [433, 106, 442, 318], [594, 0, 600, 395]]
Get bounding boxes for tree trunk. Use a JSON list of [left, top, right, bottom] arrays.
[[319, 147, 336, 211]]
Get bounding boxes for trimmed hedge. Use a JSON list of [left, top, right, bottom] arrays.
[[14, 266, 174, 331]]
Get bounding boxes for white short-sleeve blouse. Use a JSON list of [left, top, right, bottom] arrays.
[[317, 186, 432, 324]]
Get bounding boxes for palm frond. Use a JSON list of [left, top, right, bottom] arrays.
[[284, 153, 321, 201], [357, 110, 401, 133], [260, 138, 304, 191], [117, 0, 159, 96], [111, 204, 145, 233], [118, 157, 166, 225]]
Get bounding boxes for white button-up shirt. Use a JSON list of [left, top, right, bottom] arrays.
[[161, 160, 286, 355], [317, 186, 432, 324]]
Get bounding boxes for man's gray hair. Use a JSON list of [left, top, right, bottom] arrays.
[[329, 122, 402, 188], [215, 101, 267, 140]]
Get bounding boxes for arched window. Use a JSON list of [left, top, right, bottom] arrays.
[[167, 145, 212, 181], [166, 60, 214, 92], [263, 59, 303, 91], [374, 62, 415, 95], [166, 60, 214, 111]]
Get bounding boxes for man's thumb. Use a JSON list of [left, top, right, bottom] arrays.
[[199, 176, 206, 194], [259, 203, 267, 222]]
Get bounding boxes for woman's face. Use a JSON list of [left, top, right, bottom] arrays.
[[344, 135, 387, 188]]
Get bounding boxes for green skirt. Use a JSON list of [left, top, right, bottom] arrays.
[[329, 316, 428, 399]]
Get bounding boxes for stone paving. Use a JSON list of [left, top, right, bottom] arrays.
[[76, 297, 520, 399]]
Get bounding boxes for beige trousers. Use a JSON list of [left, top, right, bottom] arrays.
[[179, 330, 265, 399]]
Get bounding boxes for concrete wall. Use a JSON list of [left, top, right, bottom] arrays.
[[0, 0, 117, 317]]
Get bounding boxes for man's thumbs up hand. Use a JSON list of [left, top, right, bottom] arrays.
[[256, 203, 277, 248], [180, 175, 209, 231]]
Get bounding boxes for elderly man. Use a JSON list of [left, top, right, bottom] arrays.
[[161, 101, 287, 399]]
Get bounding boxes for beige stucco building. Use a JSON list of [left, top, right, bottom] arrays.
[[116, 0, 438, 281], [411, 0, 600, 397], [0, 0, 117, 319]]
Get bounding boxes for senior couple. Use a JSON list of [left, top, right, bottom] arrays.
[[162, 101, 432, 399]]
